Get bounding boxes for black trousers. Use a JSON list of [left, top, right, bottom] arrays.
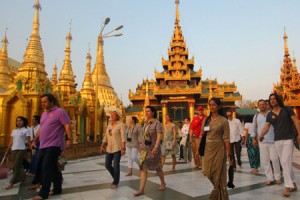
[[38, 147, 62, 199], [230, 140, 242, 168]]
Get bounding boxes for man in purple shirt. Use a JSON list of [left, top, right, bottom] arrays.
[[31, 94, 72, 200]]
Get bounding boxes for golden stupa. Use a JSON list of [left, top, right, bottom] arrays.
[[0, 0, 122, 146], [127, 0, 242, 124]]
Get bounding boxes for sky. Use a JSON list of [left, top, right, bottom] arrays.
[[1, 0, 300, 106]]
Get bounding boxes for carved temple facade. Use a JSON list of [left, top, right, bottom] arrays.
[[127, 1, 242, 124], [0, 0, 122, 146], [273, 31, 300, 117]]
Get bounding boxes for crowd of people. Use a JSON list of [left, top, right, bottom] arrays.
[[2, 93, 300, 199]]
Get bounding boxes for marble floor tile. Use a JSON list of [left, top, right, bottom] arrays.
[[0, 146, 299, 200]]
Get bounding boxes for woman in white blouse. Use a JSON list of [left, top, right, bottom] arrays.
[[5, 116, 31, 190]]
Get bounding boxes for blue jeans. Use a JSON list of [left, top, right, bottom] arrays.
[[105, 151, 121, 185], [38, 147, 62, 198]]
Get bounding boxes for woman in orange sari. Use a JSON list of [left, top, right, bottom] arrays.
[[202, 98, 232, 200]]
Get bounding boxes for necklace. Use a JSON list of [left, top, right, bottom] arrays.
[[211, 114, 220, 121]]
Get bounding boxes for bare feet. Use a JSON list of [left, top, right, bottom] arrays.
[[275, 180, 281, 185], [31, 195, 44, 200], [289, 183, 297, 192], [283, 187, 290, 197], [111, 184, 118, 189], [158, 183, 166, 191], [27, 184, 40, 191], [133, 191, 144, 196], [5, 184, 13, 190], [265, 181, 273, 186], [125, 173, 132, 176]]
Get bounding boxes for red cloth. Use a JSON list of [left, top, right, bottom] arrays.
[[190, 115, 206, 138]]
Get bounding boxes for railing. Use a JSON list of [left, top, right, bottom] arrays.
[[63, 143, 101, 160], [0, 143, 102, 161]]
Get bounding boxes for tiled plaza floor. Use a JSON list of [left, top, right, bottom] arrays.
[[1, 147, 299, 200]]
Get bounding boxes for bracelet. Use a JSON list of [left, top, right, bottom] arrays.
[[121, 148, 126, 150], [66, 138, 73, 141], [154, 145, 159, 148]]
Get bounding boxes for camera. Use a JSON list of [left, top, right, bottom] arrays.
[[144, 140, 152, 146], [127, 138, 132, 142]]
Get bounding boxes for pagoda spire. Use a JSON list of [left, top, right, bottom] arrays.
[[57, 29, 76, 93], [283, 28, 290, 57], [144, 78, 150, 107], [92, 37, 112, 87], [159, 0, 195, 84], [91, 35, 118, 106], [80, 49, 95, 109], [0, 31, 10, 90], [82, 51, 94, 90], [280, 29, 293, 93], [208, 80, 213, 101], [1, 29, 8, 54], [16, 0, 48, 92], [51, 63, 58, 88], [175, 0, 180, 25], [21, 0, 46, 74]]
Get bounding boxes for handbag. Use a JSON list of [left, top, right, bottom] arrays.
[[199, 134, 206, 156], [0, 155, 9, 180], [199, 118, 210, 156], [165, 141, 173, 150], [180, 136, 187, 146], [57, 156, 68, 171], [294, 134, 300, 150], [283, 107, 300, 150]]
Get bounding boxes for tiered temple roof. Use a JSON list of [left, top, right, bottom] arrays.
[[128, 0, 241, 122], [273, 31, 300, 107]]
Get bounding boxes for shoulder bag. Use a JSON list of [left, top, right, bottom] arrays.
[[199, 118, 210, 156], [283, 107, 300, 150]]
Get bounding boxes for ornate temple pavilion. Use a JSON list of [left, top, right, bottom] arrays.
[[0, 0, 122, 146], [273, 31, 300, 117], [127, 0, 242, 124]]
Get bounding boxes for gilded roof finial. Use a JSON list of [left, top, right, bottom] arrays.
[[51, 62, 58, 87], [175, 0, 180, 25], [1, 27, 9, 53], [283, 26, 289, 56], [0, 29, 10, 90], [293, 50, 297, 68], [66, 20, 73, 48], [81, 48, 94, 90], [57, 28, 75, 94], [32, 0, 41, 36]]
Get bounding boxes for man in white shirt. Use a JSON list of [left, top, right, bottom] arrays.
[[226, 110, 244, 169], [252, 99, 281, 185]]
